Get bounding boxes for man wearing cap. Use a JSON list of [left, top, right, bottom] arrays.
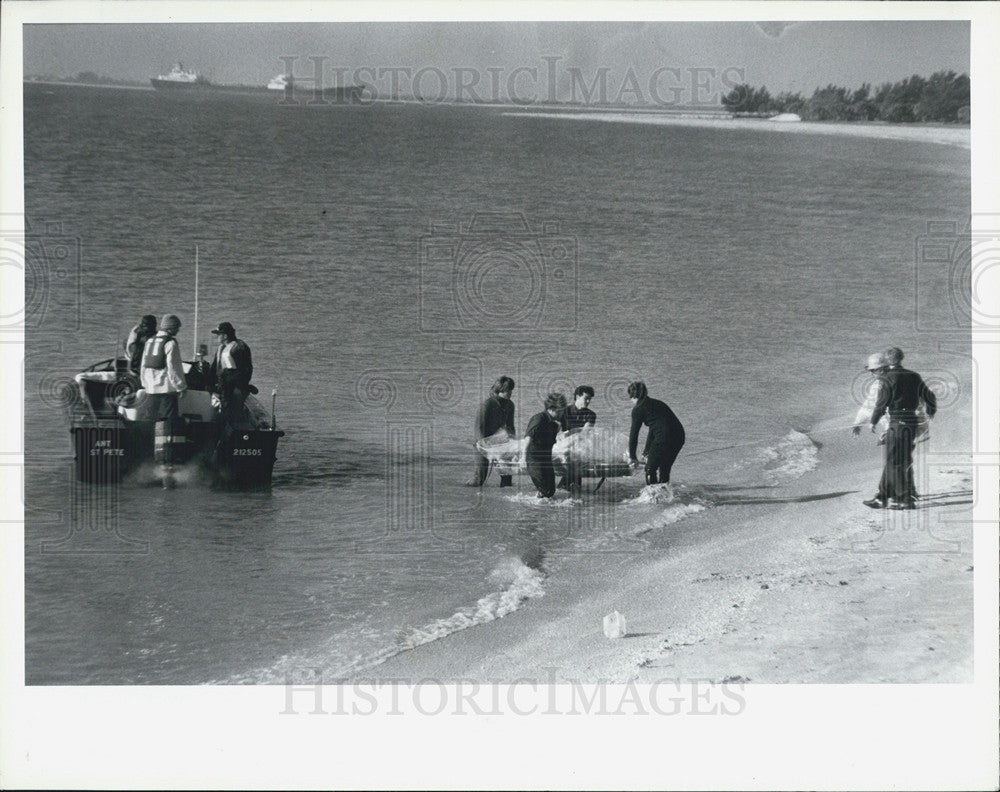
[[863, 347, 938, 510], [124, 314, 157, 375], [139, 314, 186, 419], [852, 352, 889, 437], [208, 321, 254, 430]]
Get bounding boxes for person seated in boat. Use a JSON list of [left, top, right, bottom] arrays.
[[207, 321, 256, 430], [557, 385, 597, 493], [139, 314, 187, 419], [124, 314, 157, 375]]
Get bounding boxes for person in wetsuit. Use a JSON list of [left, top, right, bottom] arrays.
[[525, 392, 567, 498], [467, 376, 516, 487], [628, 381, 685, 485], [557, 385, 597, 493]]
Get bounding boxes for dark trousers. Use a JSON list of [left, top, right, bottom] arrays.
[[527, 453, 556, 498], [148, 392, 179, 421], [645, 440, 684, 485], [558, 460, 583, 491], [878, 421, 917, 501], [470, 451, 512, 487]]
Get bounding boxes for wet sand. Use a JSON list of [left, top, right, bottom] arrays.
[[363, 370, 974, 685]]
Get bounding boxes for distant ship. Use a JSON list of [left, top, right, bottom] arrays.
[[150, 63, 364, 102]]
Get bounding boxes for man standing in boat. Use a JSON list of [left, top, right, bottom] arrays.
[[208, 321, 255, 431], [139, 314, 187, 419], [125, 314, 157, 375]]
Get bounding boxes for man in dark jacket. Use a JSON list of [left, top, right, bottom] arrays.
[[124, 314, 157, 375], [628, 381, 685, 485], [525, 392, 567, 498], [558, 385, 597, 493], [467, 376, 516, 487], [864, 347, 937, 510], [208, 321, 255, 430]]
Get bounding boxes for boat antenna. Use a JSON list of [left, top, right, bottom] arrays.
[[271, 389, 278, 431], [193, 244, 199, 358]]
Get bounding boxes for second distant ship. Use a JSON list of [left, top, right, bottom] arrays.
[[150, 63, 364, 102]]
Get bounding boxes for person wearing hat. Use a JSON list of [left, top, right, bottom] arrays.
[[139, 313, 186, 419], [852, 352, 889, 437], [863, 347, 937, 510], [124, 314, 157, 374], [208, 321, 254, 430]]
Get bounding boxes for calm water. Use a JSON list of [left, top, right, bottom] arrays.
[[22, 84, 970, 683]]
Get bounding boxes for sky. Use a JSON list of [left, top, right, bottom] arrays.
[[20, 18, 970, 102]]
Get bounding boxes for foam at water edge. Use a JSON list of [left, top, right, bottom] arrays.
[[504, 491, 578, 507], [760, 430, 820, 485], [344, 557, 546, 674], [632, 503, 708, 536]]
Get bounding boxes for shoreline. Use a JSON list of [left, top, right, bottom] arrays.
[[501, 109, 971, 148], [360, 370, 974, 684]]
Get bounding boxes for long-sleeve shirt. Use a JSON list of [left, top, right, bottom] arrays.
[[208, 338, 253, 392], [525, 411, 561, 457], [629, 396, 684, 460], [140, 331, 187, 394], [559, 404, 596, 431], [871, 366, 937, 425], [476, 395, 515, 439]]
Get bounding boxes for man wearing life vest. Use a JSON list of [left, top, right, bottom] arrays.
[[208, 321, 254, 429], [139, 314, 187, 419]]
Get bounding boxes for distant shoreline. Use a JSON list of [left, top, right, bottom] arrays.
[[20, 81, 975, 147]]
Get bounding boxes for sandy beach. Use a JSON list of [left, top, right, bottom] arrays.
[[503, 110, 971, 149], [363, 365, 975, 685]]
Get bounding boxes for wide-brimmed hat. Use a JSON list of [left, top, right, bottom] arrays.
[[210, 321, 236, 336]]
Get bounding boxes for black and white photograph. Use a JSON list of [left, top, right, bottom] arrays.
[[2, 1, 998, 789]]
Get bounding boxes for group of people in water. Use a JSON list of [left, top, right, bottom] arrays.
[[468, 376, 685, 498], [469, 345, 937, 507], [123, 313, 256, 434]]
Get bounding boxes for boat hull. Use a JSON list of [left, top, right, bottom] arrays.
[[67, 361, 284, 490]]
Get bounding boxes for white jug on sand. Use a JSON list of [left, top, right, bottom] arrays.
[[603, 610, 627, 639]]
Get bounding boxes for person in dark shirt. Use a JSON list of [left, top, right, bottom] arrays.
[[864, 347, 937, 510], [124, 314, 157, 375], [467, 376, 516, 487], [557, 385, 597, 493], [525, 392, 567, 498], [628, 381, 685, 485]]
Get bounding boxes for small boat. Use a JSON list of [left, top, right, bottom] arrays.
[[65, 356, 284, 489]]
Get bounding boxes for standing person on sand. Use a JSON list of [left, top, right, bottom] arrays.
[[467, 376, 516, 488], [628, 381, 685, 485], [863, 347, 937, 510], [525, 392, 567, 498]]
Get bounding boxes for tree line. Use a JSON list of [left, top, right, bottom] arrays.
[[722, 71, 970, 123]]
